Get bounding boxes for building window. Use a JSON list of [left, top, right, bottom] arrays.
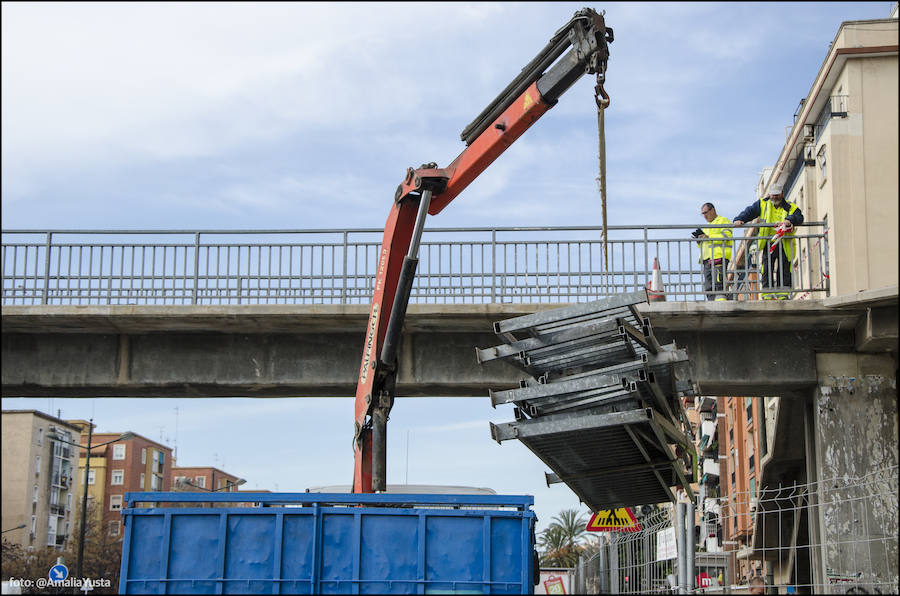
[[140, 473, 145, 489], [195, 476, 206, 488], [109, 495, 123, 511], [108, 521, 120, 537], [31, 516, 36, 535], [67, 493, 73, 510], [38, 428, 43, 445], [88, 470, 95, 485], [111, 470, 124, 485], [33, 485, 39, 503], [750, 477, 756, 499], [141, 448, 147, 464], [746, 397, 753, 423], [35, 456, 41, 476], [817, 145, 827, 186], [112, 444, 126, 460]]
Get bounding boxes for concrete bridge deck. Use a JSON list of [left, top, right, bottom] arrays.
[[3, 287, 895, 398]]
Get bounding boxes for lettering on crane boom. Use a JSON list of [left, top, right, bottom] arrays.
[[586, 507, 641, 532]]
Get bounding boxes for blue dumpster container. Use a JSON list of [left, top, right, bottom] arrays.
[[119, 492, 537, 594]]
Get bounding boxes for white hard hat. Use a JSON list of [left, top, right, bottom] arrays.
[[767, 184, 783, 196]]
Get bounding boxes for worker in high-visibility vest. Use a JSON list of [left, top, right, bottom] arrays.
[[733, 187, 804, 300], [693, 203, 733, 301]]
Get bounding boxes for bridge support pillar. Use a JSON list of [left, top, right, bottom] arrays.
[[807, 352, 898, 589]]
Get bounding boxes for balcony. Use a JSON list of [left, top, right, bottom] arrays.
[[702, 459, 720, 478], [50, 503, 65, 515], [55, 534, 67, 547], [696, 395, 716, 413], [699, 420, 717, 450]]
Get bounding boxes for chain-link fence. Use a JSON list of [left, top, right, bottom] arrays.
[[574, 465, 898, 594]]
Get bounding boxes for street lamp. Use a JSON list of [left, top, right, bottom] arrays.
[[220, 478, 247, 492], [49, 420, 133, 584], [2, 523, 26, 534], [178, 477, 246, 492]]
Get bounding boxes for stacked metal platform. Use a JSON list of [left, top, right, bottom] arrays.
[[480, 290, 697, 510]]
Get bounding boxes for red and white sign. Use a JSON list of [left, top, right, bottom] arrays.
[[696, 572, 714, 588], [543, 575, 566, 594]]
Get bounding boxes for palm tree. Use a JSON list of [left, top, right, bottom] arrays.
[[538, 508, 590, 568]]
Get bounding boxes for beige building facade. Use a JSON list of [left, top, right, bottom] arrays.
[[766, 18, 898, 298], [1, 410, 82, 551]]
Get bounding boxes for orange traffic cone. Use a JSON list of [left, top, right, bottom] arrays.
[[647, 257, 666, 302]]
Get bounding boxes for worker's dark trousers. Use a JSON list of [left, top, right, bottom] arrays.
[[761, 243, 792, 298], [702, 259, 729, 301]]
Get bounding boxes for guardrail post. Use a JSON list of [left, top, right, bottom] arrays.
[[192, 232, 201, 305], [41, 232, 53, 305], [643, 226, 649, 294], [342, 231, 349, 305], [491, 229, 497, 303]]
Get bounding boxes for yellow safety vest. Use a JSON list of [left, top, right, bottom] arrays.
[[757, 198, 800, 260], [700, 215, 733, 262]]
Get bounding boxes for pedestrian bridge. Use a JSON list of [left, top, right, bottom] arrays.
[[1, 227, 895, 398]]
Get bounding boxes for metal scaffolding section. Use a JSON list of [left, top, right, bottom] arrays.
[[484, 289, 697, 510]]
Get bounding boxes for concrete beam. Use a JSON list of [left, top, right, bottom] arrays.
[[855, 306, 899, 353], [1, 291, 893, 398]]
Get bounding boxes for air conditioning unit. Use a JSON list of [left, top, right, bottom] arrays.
[[803, 124, 815, 141]]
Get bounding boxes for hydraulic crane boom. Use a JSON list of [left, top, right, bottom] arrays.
[[353, 7, 614, 493]]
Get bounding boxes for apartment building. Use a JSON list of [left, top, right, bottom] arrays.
[[718, 9, 898, 589], [68, 421, 174, 538], [1, 410, 82, 550], [172, 466, 243, 492]]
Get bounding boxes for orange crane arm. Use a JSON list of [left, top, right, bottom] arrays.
[[353, 7, 614, 493]]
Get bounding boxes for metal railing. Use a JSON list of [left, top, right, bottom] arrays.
[[1, 225, 829, 306]]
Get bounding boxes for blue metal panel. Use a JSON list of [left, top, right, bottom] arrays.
[[280, 513, 316, 594], [119, 494, 535, 595], [125, 515, 166, 594], [224, 514, 276, 594], [360, 515, 419, 594], [320, 513, 354, 594]]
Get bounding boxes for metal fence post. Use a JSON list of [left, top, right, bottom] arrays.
[[598, 535, 609, 594], [687, 502, 696, 593], [192, 232, 201, 305], [643, 226, 649, 294], [490, 229, 497, 303], [676, 502, 686, 594], [342, 231, 349, 305], [608, 539, 619, 594], [41, 232, 53, 305]]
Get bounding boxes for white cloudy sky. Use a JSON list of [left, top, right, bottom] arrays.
[[2, 2, 893, 531]]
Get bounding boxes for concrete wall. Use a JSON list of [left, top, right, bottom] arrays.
[[812, 353, 898, 589]]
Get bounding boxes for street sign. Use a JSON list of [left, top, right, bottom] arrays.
[[543, 575, 566, 594], [656, 527, 677, 560], [586, 508, 641, 532]]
